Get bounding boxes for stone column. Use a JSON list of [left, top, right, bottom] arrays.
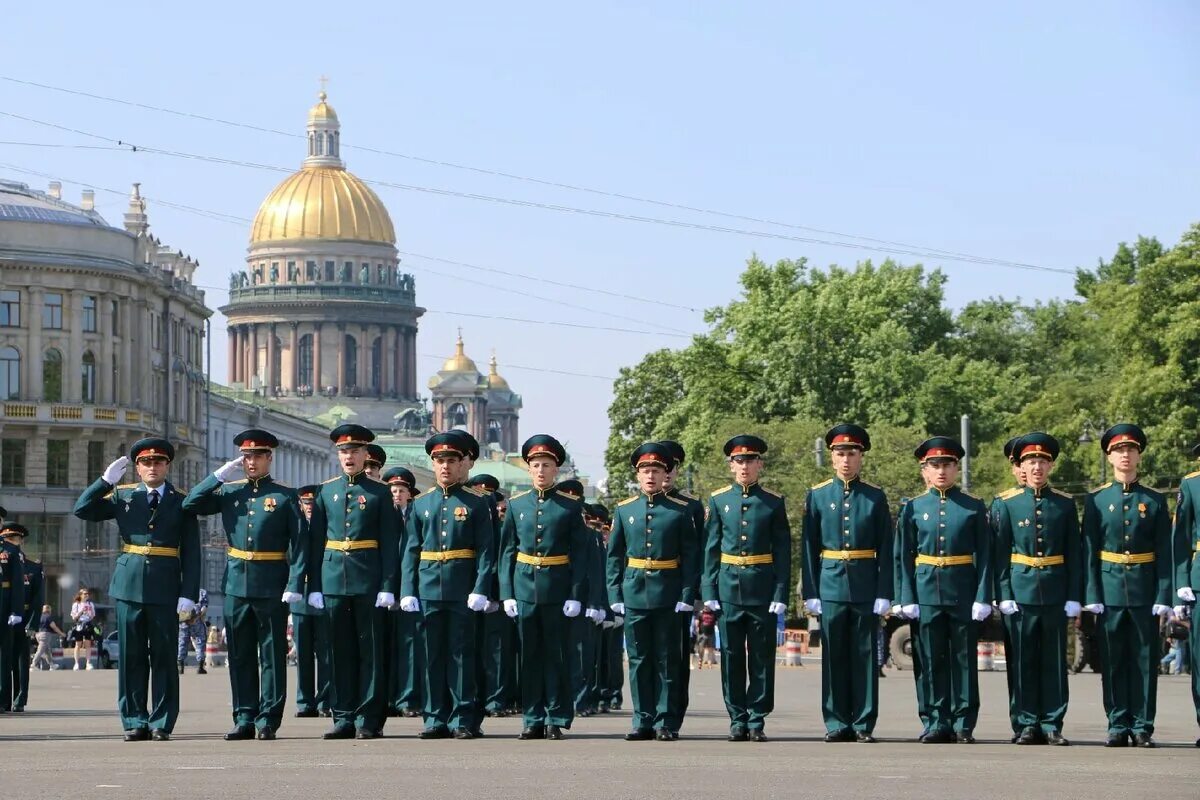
[[406, 328, 417, 399], [335, 324, 346, 394], [228, 326, 239, 384], [286, 322, 299, 393], [391, 326, 402, 396], [138, 301, 152, 410], [68, 292, 83, 401], [28, 287, 43, 401], [98, 293, 113, 404], [267, 324, 278, 395], [379, 325, 390, 397], [120, 298, 133, 406], [356, 326, 368, 390], [312, 322, 323, 392], [248, 324, 259, 391]]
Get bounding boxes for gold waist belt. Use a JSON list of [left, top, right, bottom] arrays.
[[517, 552, 569, 567], [1099, 551, 1155, 565], [325, 539, 378, 552], [228, 547, 287, 562], [915, 554, 973, 568], [121, 543, 180, 558], [820, 549, 877, 561], [627, 557, 679, 570], [721, 552, 774, 566], [420, 549, 476, 562], [1010, 553, 1064, 568], [0, 582, 8, 588]]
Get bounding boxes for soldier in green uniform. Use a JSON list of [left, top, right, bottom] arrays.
[[993, 433, 1081, 746], [3, 524, 42, 713], [183, 429, 306, 741], [400, 433, 495, 739], [468, 473, 519, 719], [891, 492, 930, 738], [555, 477, 605, 720], [611, 442, 700, 741], [702, 435, 791, 742], [365, 444, 387, 481], [306, 424, 401, 740], [993, 436, 1027, 742], [0, 521, 26, 714], [291, 485, 332, 718], [897, 436, 992, 744], [1173, 444, 1200, 747], [383, 467, 424, 717], [802, 424, 892, 743], [1082, 424, 1172, 748], [498, 437, 589, 740], [591, 504, 625, 712], [73, 438, 201, 741]]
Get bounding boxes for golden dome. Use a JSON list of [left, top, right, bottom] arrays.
[[487, 353, 510, 390], [250, 166, 395, 245], [308, 91, 339, 124], [442, 333, 479, 373]]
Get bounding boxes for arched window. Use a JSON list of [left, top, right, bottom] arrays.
[[315, 133, 325, 156], [297, 334, 313, 387], [448, 402, 467, 428], [43, 348, 63, 402], [344, 335, 358, 390], [487, 419, 502, 445], [371, 336, 382, 392], [0, 346, 19, 400], [81, 351, 96, 404]]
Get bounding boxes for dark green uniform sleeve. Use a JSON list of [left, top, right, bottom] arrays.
[[286, 491, 306, 596], [701, 496, 720, 602], [471, 496, 496, 597], [994, 500, 1014, 603], [72, 478, 119, 521], [307, 489, 330, 595], [972, 499, 992, 605], [589, 531, 607, 609], [1174, 485, 1195, 596], [874, 492, 894, 601], [179, 509, 201, 602], [679, 509, 700, 606], [801, 489, 819, 601], [606, 511, 628, 608], [7, 550, 24, 623], [400, 498, 422, 599], [498, 507, 517, 602], [181, 474, 224, 515], [1154, 500, 1172, 606], [1082, 496, 1102, 606], [567, 505, 589, 604], [1064, 497, 1083, 604], [771, 497, 792, 605], [897, 502, 917, 606], [378, 488, 401, 596]]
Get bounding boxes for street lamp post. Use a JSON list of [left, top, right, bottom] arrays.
[[1078, 418, 1108, 485]]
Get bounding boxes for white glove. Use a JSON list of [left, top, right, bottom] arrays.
[[102, 456, 130, 484], [611, 602, 626, 616], [675, 602, 694, 613], [998, 600, 1020, 616], [971, 602, 992, 622], [804, 598, 822, 615], [891, 604, 903, 617], [398, 596, 420, 613], [1178, 587, 1196, 603], [1083, 603, 1104, 615], [503, 599, 518, 618], [376, 592, 396, 609], [704, 600, 721, 611], [614, 615, 625, 626], [901, 604, 920, 619], [7, 615, 22, 626], [176, 597, 196, 615], [467, 593, 489, 612], [586, 607, 604, 623], [768, 602, 786, 615], [1152, 604, 1171, 617], [281, 591, 303, 604], [307, 592, 325, 610], [1173, 605, 1188, 619], [602, 620, 615, 629], [213, 457, 244, 483], [872, 599, 891, 616], [563, 600, 582, 618], [485, 600, 500, 614], [1064, 601, 1082, 618]]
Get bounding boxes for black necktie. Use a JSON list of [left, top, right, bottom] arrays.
[[148, 490, 159, 511]]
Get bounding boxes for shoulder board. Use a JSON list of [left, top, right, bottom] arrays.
[[1050, 488, 1073, 499], [997, 487, 1022, 501], [509, 489, 531, 501], [555, 490, 583, 502], [677, 490, 698, 501], [322, 475, 341, 485], [462, 485, 486, 497], [859, 479, 882, 490], [27, 558, 40, 566], [759, 486, 783, 498], [224, 478, 249, 485], [961, 491, 981, 501], [616, 495, 639, 507], [1185, 470, 1200, 481], [417, 487, 440, 498], [810, 478, 833, 490], [363, 476, 386, 485], [709, 485, 733, 497], [663, 494, 688, 507], [117, 483, 140, 490], [1089, 482, 1113, 494]]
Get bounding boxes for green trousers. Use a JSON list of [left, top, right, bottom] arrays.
[[625, 606, 679, 731], [225, 595, 288, 730], [1000, 610, 1020, 734], [917, 604, 978, 735], [115, 600, 179, 732], [716, 602, 775, 731], [599, 624, 625, 707], [390, 606, 424, 713], [517, 601, 574, 728], [1097, 605, 1158, 736], [1004, 606, 1069, 734], [8, 628, 31, 709], [820, 600, 879, 734], [421, 600, 477, 731], [668, 613, 692, 733], [292, 612, 330, 713], [325, 594, 384, 731], [1191, 610, 1200, 728], [907, 618, 930, 733], [569, 615, 596, 713]]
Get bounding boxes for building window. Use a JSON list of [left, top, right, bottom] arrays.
[[82, 295, 97, 332], [0, 346, 18, 399], [46, 440, 69, 487], [43, 292, 63, 329], [344, 335, 357, 390], [87, 440, 106, 478], [111, 299, 119, 332], [1, 438, 26, 485], [448, 402, 467, 428], [0, 290, 19, 327], [488, 419, 502, 444], [298, 334, 313, 387], [371, 336, 382, 391], [23, 515, 62, 566], [81, 351, 97, 403], [42, 348, 63, 402], [324, 261, 335, 282], [84, 521, 109, 555], [343, 261, 353, 283]]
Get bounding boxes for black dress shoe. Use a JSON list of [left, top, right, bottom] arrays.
[[418, 727, 450, 740], [1104, 732, 1129, 747], [319, 709, 333, 718], [728, 726, 749, 742], [402, 709, 421, 718], [855, 731, 876, 743], [922, 729, 954, 744], [257, 726, 276, 741], [956, 731, 976, 744], [1133, 733, 1156, 748], [196, 665, 207, 675], [1194, 737, 1200, 748], [178, 663, 185, 675], [578, 709, 592, 718], [453, 728, 475, 740], [609, 702, 622, 711], [150, 729, 170, 741], [749, 730, 768, 743], [625, 728, 654, 741], [598, 704, 610, 714], [323, 724, 356, 740], [295, 709, 319, 718], [518, 726, 546, 740], [491, 709, 509, 718], [1045, 731, 1069, 746], [824, 728, 854, 743], [546, 725, 565, 740], [224, 724, 255, 741], [12, 706, 23, 713], [1016, 726, 1043, 745], [655, 729, 677, 741], [124, 727, 150, 742], [356, 728, 379, 740]]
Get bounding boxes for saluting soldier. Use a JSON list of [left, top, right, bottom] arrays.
[[1082, 424, 1172, 748], [306, 424, 401, 740], [72, 438, 201, 741], [290, 485, 332, 718], [0, 521, 26, 714], [993, 436, 1028, 742], [801, 424, 892, 743], [702, 435, 791, 743], [1173, 444, 1200, 747], [498, 437, 588, 740], [468, 473, 519, 720], [610, 442, 701, 741], [400, 433, 495, 740], [383, 467, 424, 718], [993, 433, 1081, 746], [897, 436, 993, 744], [183, 429, 306, 741]]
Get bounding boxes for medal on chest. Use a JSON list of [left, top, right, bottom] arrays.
[[454, 506, 468, 521], [922, 513, 929, 521], [358, 495, 367, 510], [629, 516, 636, 525], [1138, 502, 1146, 518], [264, 497, 276, 512], [333, 494, 339, 503]]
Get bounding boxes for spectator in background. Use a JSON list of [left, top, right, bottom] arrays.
[[695, 606, 717, 669], [33, 604, 65, 670], [1161, 615, 1189, 676], [68, 588, 96, 670], [177, 588, 209, 675]]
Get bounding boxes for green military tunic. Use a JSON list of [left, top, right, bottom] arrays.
[[802, 476, 892, 735], [289, 593, 331, 715], [994, 485, 1082, 736], [183, 474, 305, 732], [73, 480, 200, 733], [607, 490, 700, 733], [702, 482, 791, 733], [307, 471, 400, 734], [666, 488, 705, 734], [389, 504, 424, 715], [499, 486, 587, 729], [10, 554, 43, 710], [892, 497, 929, 733], [577, 523, 609, 714], [989, 491, 1020, 737], [1082, 480, 1171, 737], [0, 539, 25, 712], [402, 483, 495, 733], [1173, 469, 1200, 731], [897, 487, 992, 737]]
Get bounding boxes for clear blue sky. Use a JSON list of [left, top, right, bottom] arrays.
[[3, 2, 1197, 481]]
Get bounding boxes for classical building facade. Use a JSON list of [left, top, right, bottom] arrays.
[[0, 179, 210, 612], [427, 333, 522, 455]]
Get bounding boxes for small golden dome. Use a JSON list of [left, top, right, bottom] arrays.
[[250, 166, 395, 245], [308, 91, 338, 124], [487, 353, 510, 390], [441, 333, 479, 373]]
